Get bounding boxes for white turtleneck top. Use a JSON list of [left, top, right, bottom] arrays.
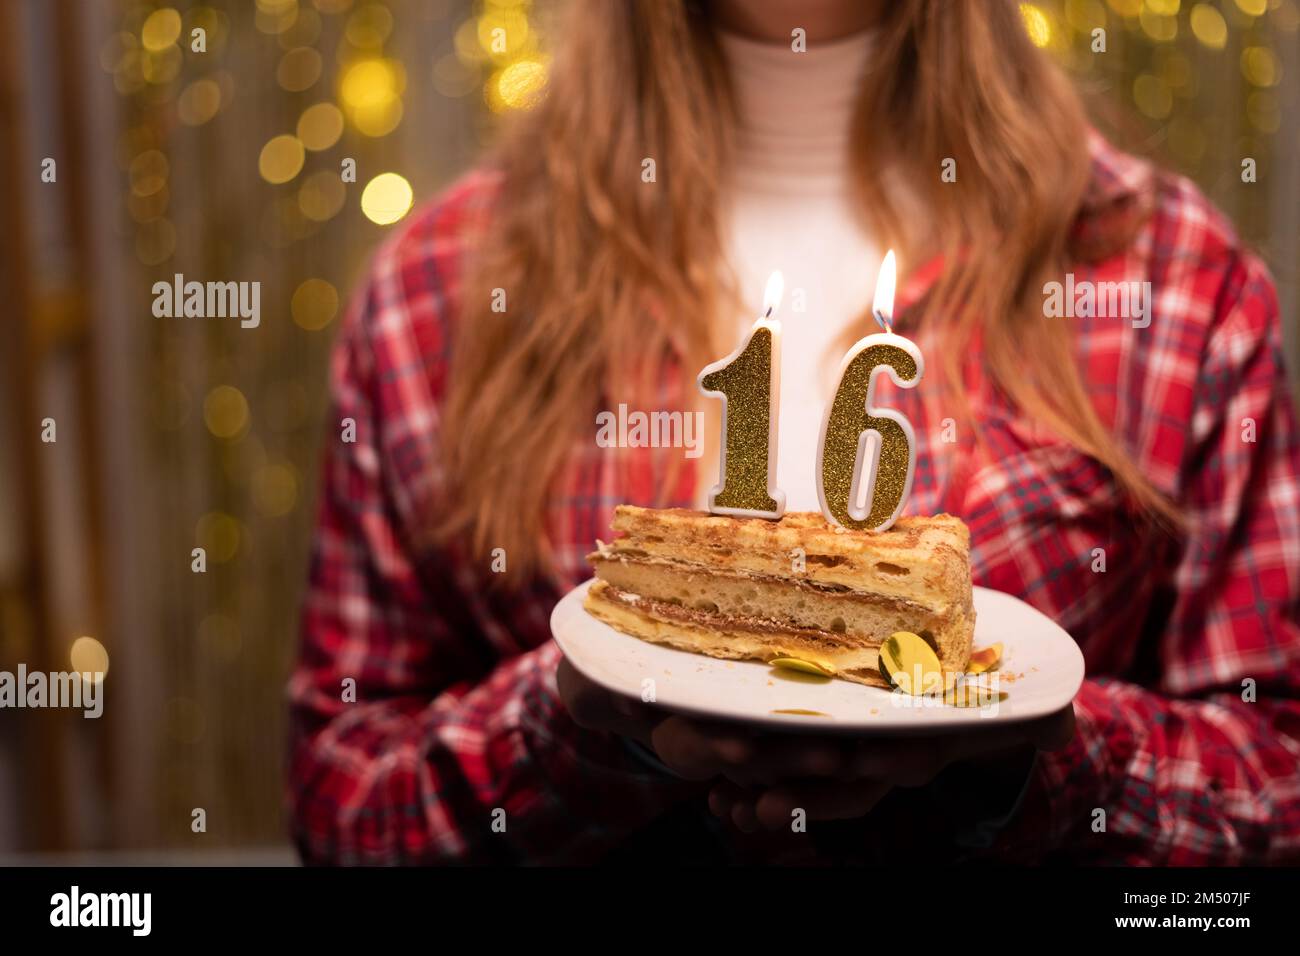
[[713, 28, 880, 513]]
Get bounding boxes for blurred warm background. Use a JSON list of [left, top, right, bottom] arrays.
[[0, 0, 1294, 861]]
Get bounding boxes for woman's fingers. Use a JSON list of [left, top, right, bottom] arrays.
[[708, 780, 740, 818], [707, 780, 762, 832], [709, 778, 893, 830], [650, 716, 757, 779], [650, 718, 849, 783], [756, 779, 892, 827], [721, 733, 846, 784], [844, 704, 1080, 784], [555, 658, 658, 746]]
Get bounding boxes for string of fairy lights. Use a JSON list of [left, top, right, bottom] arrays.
[[1023, 0, 1294, 159], [76, 1, 554, 836], [101, 0, 1292, 274], [105, 0, 543, 265]]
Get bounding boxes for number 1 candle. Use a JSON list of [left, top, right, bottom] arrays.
[[698, 272, 786, 519], [815, 251, 923, 532]]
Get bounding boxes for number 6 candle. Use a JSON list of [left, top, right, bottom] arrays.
[[815, 251, 923, 532], [697, 272, 786, 519]]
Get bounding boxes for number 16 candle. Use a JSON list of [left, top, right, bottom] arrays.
[[815, 251, 923, 532], [697, 272, 786, 519]]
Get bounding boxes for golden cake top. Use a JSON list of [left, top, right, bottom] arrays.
[[599, 506, 972, 612]]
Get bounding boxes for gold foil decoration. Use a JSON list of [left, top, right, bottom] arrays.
[[878, 630, 943, 696], [768, 657, 835, 677], [945, 682, 1008, 708], [816, 339, 922, 531], [966, 643, 1003, 675]]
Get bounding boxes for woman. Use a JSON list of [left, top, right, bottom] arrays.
[[288, 0, 1300, 864]]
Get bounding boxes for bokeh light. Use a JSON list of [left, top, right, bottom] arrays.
[[129, 149, 169, 196], [255, 0, 299, 36], [297, 102, 345, 150], [258, 134, 306, 184], [1020, 4, 1052, 47], [298, 170, 347, 221], [100, 31, 138, 73], [142, 45, 183, 84], [277, 46, 323, 92], [360, 172, 413, 224], [1190, 3, 1228, 49], [476, 7, 530, 61], [252, 462, 300, 516], [454, 18, 487, 65], [1139, 8, 1178, 42], [195, 512, 241, 563], [140, 8, 182, 52], [490, 58, 547, 111], [339, 57, 405, 136], [1240, 47, 1279, 88], [188, 6, 231, 58], [345, 3, 394, 48], [203, 384, 250, 439], [1063, 0, 1107, 31], [70, 636, 110, 681], [279, 6, 323, 48], [291, 277, 340, 328], [178, 78, 223, 126]]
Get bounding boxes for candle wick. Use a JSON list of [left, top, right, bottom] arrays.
[[764, 307, 773, 319], [873, 309, 892, 334]]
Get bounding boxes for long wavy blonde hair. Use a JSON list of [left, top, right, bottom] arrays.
[[438, 0, 1176, 580]]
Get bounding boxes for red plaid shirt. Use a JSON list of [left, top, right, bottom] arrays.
[[288, 137, 1300, 865]]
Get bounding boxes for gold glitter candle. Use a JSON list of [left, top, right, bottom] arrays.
[[697, 272, 787, 519], [816, 252, 923, 532]]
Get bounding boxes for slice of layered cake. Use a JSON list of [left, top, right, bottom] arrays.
[[584, 506, 974, 688]]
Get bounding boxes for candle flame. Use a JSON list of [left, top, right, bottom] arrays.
[[762, 271, 784, 318], [872, 250, 896, 330]]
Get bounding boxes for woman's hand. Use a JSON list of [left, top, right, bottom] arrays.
[[556, 656, 664, 748], [557, 656, 871, 779], [705, 706, 1076, 832], [558, 656, 1076, 831]]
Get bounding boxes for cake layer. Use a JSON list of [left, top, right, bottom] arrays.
[[584, 581, 892, 688], [589, 552, 964, 651], [605, 506, 970, 613]]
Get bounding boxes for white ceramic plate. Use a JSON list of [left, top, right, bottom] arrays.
[[551, 579, 1085, 733]]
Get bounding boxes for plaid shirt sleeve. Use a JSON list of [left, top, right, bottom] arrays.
[[994, 248, 1300, 865], [287, 183, 693, 865]]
